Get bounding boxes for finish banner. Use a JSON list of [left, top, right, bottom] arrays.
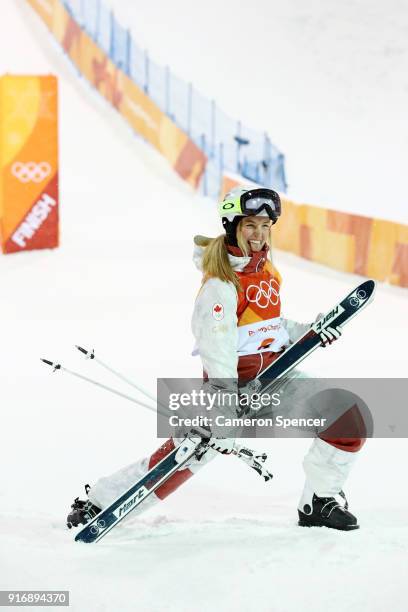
[[0, 75, 59, 254]]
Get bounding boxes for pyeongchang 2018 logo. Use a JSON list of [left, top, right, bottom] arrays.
[[11, 161, 51, 184], [246, 279, 280, 309], [248, 323, 279, 337]]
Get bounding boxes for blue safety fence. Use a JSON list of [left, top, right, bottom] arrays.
[[61, 0, 287, 196]]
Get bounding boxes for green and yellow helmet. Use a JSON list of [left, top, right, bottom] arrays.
[[218, 186, 281, 245]]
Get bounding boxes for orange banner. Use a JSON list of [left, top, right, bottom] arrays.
[[79, 32, 122, 108], [172, 135, 206, 188], [52, 1, 82, 71], [26, 0, 55, 31], [0, 75, 59, 254], [120, 74, 206, 186], [221, 175, 408, 288], [121, 72, 165, 149]]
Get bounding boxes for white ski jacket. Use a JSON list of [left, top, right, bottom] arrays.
[[191, 243, 310, 381]]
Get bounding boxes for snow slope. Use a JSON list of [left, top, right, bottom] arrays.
[[0, 2, 407, 611]]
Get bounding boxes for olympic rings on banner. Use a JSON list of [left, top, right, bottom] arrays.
[[11, 161, 51, 183]]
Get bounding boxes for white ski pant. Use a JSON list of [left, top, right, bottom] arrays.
[[88, 436, 360, 514]]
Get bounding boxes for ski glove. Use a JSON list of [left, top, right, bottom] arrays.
[[319, 325, 342, 347], [314, 313, 342, 347], [186, 426, 235, 455], [238, 378, 263, 415]]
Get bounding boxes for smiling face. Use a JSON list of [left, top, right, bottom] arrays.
[[237, 216, 272, 252]]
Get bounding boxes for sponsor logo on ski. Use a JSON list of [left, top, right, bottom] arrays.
[[113, 486, 149, 518], [89, 518, 107, 537], [312, 305, 345, 332], [349, 289, 367, 308]]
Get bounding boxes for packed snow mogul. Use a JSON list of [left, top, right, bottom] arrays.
[[67, 186, 366, 533]]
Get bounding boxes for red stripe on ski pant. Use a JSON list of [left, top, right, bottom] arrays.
[[148, 439, 193, 500], [319, 404, 367, 452]]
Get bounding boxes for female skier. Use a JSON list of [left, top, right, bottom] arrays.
[[67, 186, 365, 532]]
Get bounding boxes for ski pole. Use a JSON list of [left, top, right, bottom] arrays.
[[40, 359, 158, 415], [41, 357, 274, 482], [75, 346, 157, 404], [75, 345, 171, 414], [73, 348, 274, 481]]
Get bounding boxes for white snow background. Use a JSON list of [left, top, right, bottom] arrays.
[[0, 1, 407, 611]]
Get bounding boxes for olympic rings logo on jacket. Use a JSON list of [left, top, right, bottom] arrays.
[[246, 279, 280, 309]]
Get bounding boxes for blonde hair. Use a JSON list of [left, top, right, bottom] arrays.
[[202, 235, 241, 291], [201, 219, 273, 292]]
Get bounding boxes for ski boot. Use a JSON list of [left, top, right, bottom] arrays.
[[298, 491, 359, 531], [66, 484, 101, 529]]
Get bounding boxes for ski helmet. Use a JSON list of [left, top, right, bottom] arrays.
[[218, 186, 281, 245]]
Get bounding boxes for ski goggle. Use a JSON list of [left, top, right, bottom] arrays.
[[220, 188, 281, 224]]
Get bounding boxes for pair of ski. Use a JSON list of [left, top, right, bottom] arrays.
[[44, 280, 375, 543]]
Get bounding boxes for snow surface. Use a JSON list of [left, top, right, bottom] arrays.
[[0, 1, 407, 611]]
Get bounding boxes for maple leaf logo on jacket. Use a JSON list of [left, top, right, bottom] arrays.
[[212, 303, 224, 320]]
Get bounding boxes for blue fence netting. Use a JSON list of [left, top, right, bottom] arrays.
[[61, 0, 287, 196]]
